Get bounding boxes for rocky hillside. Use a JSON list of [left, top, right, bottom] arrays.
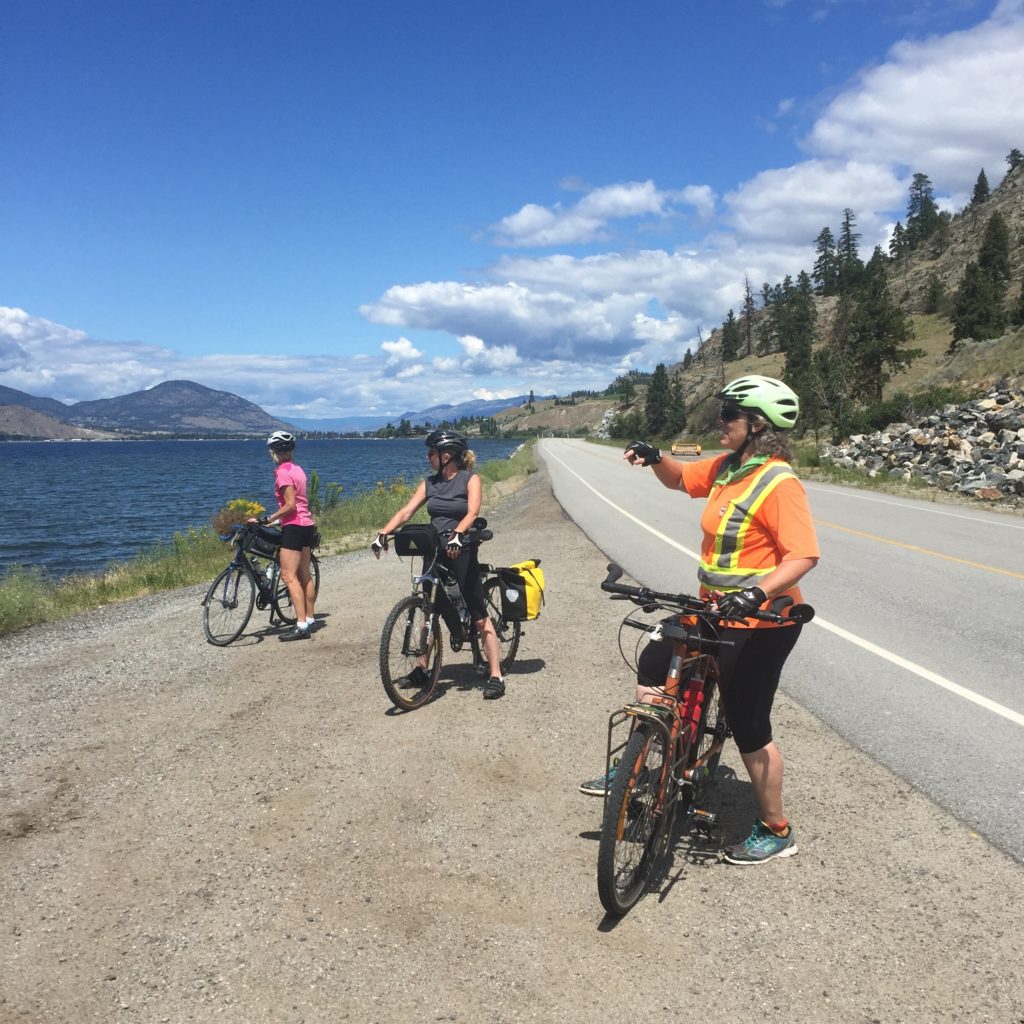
[[0, 405, 112, 441], [888, 163, 1024, 313], [820, 385, 1024, 507], [0, 384, 75, 422], [69, 380, 292, 435]]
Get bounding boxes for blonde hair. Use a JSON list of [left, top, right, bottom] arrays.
[[461, 449, 476, 471]]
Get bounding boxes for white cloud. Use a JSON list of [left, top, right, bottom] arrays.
[[492, 180, 716, 247], [380, 336, 422, 364], [804, 6, 1024, 185]]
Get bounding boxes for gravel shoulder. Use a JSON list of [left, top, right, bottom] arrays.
[[2, 464, 1023, 1024]]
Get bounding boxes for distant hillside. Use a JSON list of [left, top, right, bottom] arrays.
[[0, 384, 74, 422], [291, 393, 546, 433], [0, 405, 111, 440], [69, 380, 293, 434]]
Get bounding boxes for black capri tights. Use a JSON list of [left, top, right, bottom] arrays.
[[637, 624, 802, 754]]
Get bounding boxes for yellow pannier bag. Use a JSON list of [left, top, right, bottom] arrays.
[[509, 558, 545, 620]]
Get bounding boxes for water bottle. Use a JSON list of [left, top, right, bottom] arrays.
[[267, 562, 278, 591], [444, 580, 471, 632]]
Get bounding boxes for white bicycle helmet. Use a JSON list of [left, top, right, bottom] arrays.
[[266, 430, 296, 452]]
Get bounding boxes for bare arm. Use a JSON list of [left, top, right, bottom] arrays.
[[753, 556, 818, 601], [377, 482, 427, 538], [623, 445, 688, 492]]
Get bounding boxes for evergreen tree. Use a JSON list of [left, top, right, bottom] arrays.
[[812, 227, 839, 294], [1008, 148, 1024, 172], [978, 211, 1011, 283], [951, 262, 1007, 346], [782, 271, 818, 415], [720, 309, 741, 361], [644, 363, 672, 438], [665, 374, 688, 437], [848, 250, 921, 403], [682, 349, 694, 370], [836, 209, 863, 292], [741, 276, 756, 356], [888, 221, 909, 261], [931, 211, 952, 256], [905, 172, 940, 249], [814, 292, 858, 443], [970, 169, 990, 207], [923, 273, 946, 315], [528, 388, 535, 411], [1012, 278, 1024, 328]]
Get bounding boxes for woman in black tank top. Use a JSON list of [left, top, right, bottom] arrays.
[[372, 430, 506, 699]]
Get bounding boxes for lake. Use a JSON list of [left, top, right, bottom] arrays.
[[5, 437, 525, 578]]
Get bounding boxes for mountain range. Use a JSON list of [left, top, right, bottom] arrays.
[[0, 380, 548, 440]]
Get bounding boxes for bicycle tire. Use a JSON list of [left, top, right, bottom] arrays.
[[471, 576, 522, 672], [272, 554, 321, 625], [379, 595, 443, 711], [687, 655, 725, 800], [596, 723, 670, 916], [202, 565, 256, 646]]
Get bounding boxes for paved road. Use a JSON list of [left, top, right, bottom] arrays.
[[538, 438, 1024, 861]]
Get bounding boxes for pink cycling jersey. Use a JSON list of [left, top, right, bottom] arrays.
[[274, 460, 314, 526]]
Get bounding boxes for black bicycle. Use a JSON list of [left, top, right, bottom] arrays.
[[202, 522, 321, 646], [378, 517, 522, 710]]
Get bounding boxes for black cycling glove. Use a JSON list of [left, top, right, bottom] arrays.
[[716, 586, 767, 620], [371, 532, 389, 557], [446, 531, 464, 556], [625, 440, 662, 465]]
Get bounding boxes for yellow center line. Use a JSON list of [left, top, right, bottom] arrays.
[[816, 519, 1024, 580]]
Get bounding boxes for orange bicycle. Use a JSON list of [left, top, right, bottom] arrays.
[[595, 563, 813, 915]]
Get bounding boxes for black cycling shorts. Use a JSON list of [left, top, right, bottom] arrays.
[[445, 544, 487, 621], [280, 524, 316, 551], [637, 624, 802, 755]]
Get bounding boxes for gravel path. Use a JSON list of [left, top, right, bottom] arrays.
[[2, 464, 1023, 1024]]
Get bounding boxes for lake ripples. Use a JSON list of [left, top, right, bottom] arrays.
[[5, 437, 523, 578]]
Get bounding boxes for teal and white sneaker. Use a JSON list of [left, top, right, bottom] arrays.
[[579, 764, 616, 797], [723, 820, 798, 865]]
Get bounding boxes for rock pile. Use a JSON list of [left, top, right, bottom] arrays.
[[820, 387, 1024, 506]]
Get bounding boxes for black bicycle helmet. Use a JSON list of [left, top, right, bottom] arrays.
[[266, 430, 296, 452], [424, 429, 468, 455]]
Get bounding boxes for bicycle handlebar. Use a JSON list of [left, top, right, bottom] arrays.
[[600, 562, 814, 626]]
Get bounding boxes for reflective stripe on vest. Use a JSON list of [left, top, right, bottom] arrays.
[[697, 461, 798, 592]]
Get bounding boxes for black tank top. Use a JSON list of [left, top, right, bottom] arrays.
[[425, 469, 473, 535]]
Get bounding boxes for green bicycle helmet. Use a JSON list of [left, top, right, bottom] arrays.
[[717, 375, 799, 430]]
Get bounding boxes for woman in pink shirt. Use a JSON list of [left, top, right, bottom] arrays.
[[261, 431, 318, 640]]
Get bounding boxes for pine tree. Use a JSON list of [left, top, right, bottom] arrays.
[[951, 262, 1007, 345], [644, 363, 672, 438], [848, 249, 921, 403], [1008, 148, 1024, 172], [923, 273, 945, 315], [970, 169, 991, 207], [741, 276, 756, 357], [836, 209, 863, 293], [720, 310, 741, 361], [978, 211, 1011, 283], [1012, 278, 1024, 328], [814, 292, 858, 443], [888, 221, 909, 261], [782, 272, 818, 418], [665, 374, 688, 437], [905, 173, 940, 249], [812, 227, 839, 294]]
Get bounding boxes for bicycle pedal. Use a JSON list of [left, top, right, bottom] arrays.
[[693, 808, 717, 831]]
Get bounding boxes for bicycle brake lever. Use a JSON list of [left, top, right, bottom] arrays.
[[648, 623, 664, 641]]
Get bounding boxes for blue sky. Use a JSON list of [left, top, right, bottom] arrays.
[[2, 0, 1024, 421]]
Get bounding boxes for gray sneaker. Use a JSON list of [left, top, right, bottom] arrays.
[[723, 820, 798, 865]]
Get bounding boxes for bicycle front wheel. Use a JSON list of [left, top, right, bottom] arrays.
[[203, 566, 256, 646], [596, 723, 670, 916], [272, 554, 322, 625], [379, 595, 442, 710], [472, 576, 522, 672]]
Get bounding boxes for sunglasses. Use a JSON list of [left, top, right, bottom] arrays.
[[719, 402, 746, 422]]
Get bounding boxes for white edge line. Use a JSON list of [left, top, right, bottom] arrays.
[[544, 443, 1024, 730]]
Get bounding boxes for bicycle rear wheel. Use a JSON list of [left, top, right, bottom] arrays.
[[596, 723, 670, 916], [688, 655, 725, 800], [203, 566, 256, 646], [471, 576, 522, 672], [379, 595, 442, 710], [272, 554, 321, 625]]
